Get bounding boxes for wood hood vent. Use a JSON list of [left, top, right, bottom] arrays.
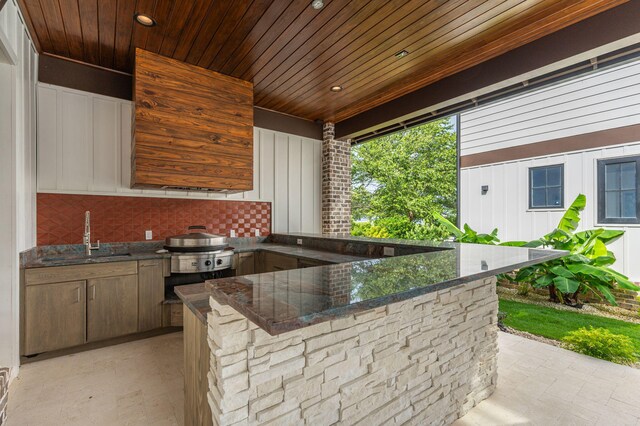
[[132, 48, 254, 192]]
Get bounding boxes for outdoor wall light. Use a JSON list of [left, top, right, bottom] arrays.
[[481, 185, 489, 195], [134, 13, 156, 27]]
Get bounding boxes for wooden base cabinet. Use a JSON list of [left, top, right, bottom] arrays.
[[87, 275, 139, 342], [23, 260, 167, 356], [235, 252, 255, 276], [138, 259, 165, 331], [24, 280, 86, 354]]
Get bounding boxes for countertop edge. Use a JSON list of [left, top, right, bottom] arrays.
[[177, 247, 566, 333]]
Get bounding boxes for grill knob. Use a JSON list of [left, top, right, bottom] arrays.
[[204, 260, 212, 266], [216, 258, 223, 266]]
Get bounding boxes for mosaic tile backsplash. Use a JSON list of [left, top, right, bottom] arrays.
[[37, 193, 271, 245]]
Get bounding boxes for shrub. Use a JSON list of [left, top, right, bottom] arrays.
[[562, 326, 638, 364], [516, 283, 530, 296], [351, 221, 390, 239]]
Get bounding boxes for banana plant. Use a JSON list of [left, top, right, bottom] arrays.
[[511, 194, 639, 306], [434, 195, 640, 306], [432, 212, 501, 244]]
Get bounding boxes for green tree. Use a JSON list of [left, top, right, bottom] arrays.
[[351, 118, 457, 239]]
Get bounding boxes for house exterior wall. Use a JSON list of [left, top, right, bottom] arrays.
[[459, 57, 640, 281], [36, 83, 322, 234]]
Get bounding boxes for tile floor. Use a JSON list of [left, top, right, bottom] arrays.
[[6, 331, 640, 425], [455, 332, 640, 426], [6, 332, 184, 426]]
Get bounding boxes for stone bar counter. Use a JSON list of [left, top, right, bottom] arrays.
[[176, 234, 563, 426]]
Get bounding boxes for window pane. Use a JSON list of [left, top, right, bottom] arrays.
[[547, 166, 562, 187], [531, 169, 547, 188], [605, 164, 621, 190], [547, 187, 562, 207], [531, 188, 546, 207], [622, 190, 636, 218], [620, 162, 636, 190], [606, 191, 621, 218]]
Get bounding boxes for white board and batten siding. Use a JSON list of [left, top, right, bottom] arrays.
[[459, 58, 640, 280], [0, 0, 38, 374], [36, 83, 323, 234]]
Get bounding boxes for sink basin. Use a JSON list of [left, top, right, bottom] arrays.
[[41, 253, 132, 262]]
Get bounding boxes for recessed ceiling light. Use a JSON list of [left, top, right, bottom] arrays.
[[395, 50, 409, 59], [330, 85, 343, 92], [134, 13, 156, 27], [311, 0, 324, 10]]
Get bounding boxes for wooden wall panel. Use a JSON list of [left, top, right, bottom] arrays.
[[36, 83, 322, 233], [132, 48, 254, 191]]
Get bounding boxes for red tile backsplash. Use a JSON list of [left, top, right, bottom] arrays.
[[37, 193, 271, 245]]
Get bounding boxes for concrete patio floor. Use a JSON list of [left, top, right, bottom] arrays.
[[455, 332, 640, 426], [6, 331, 640, 425]]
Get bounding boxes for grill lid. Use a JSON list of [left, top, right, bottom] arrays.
[[165, 226, 228, 251]]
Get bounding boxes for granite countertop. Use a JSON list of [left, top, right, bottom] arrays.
[[20, 238, 367, 269], [20, 241, 170, 268], [232, 241, 369, 263], [175, 235, 565, 334]]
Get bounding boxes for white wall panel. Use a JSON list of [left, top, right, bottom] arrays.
[[460, 141, 640, 280], [460, 59, 640, 156], [0, 0, 38, 376], [36, 83, 323, 234]]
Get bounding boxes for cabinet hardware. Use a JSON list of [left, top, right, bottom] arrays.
[[76, 287, 81, 303], [89, 285, 96, 300]]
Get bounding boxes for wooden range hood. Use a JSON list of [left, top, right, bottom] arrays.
[[132, 48, 254, 192]]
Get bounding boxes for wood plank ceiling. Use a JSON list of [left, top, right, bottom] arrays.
[[18, 0, 627, 123]]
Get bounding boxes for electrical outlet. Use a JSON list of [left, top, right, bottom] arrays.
[[297, 239, 303, 245], [254, 229, 260, 237], [383, 246, 395, 256], [145, 230, 153, 240], [230, 230, 236, 238]]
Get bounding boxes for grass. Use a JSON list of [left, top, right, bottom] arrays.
[[499, 299, 640, 353]]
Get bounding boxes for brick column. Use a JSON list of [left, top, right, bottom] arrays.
[[322, 122, 351, 235]]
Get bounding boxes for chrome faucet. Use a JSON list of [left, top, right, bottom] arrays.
[[83, 211, 100, 256]]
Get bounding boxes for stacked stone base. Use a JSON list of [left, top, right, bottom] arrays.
[[0, 368, 8, 425], [207, 277, 498, 425]]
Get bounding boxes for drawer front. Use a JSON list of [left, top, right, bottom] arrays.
[[262, 252, 298, 272], [25, 261, 138, 286]]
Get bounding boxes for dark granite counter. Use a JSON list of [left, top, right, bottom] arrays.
[[20, 237, 367, 269], [175, 234, 565, 333], [233, 241, 369, 263], [20, 241, 170, 268]]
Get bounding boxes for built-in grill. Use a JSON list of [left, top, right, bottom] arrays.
[[164, 226, 234, 297], [165, 226, 234, 274]]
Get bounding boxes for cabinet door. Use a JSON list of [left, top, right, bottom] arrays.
[[24, 281, 86, 355], [138, 259, 165, 332], [236, 252, 255, 276], [261, 252, 298, 273], [87, 275, 138, 342]]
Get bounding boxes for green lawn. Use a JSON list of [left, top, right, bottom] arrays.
[[499, 299, 640, 352]]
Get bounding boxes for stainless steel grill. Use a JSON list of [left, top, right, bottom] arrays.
[[165, 226, 234, 274]]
